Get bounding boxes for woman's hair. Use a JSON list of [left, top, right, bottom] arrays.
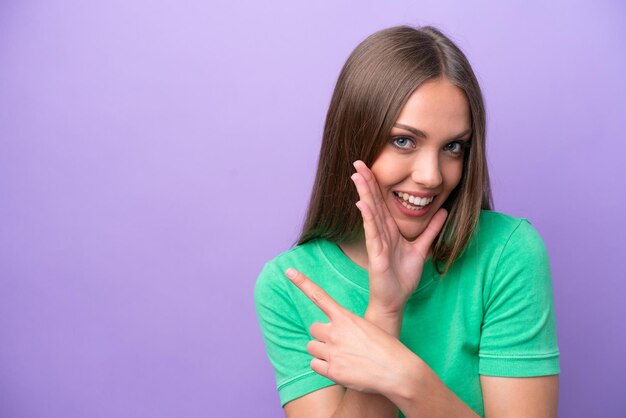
[[297, 25, 493, 275]]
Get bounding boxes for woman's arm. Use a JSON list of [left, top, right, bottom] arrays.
[[284, 386, 346, 418], [281, 162, 559, 417], [387, 357, 559, 418], [480, 375, 559, 417], [285, 269, 559, 418], [284, 385, 395, 418], [283, 268, 479, 417]]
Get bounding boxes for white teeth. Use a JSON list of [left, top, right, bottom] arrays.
[[401, 200, 420, 210], [394, 192, 435, 208]]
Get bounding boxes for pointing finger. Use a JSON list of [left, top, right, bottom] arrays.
[[285, 268, 343, 320]]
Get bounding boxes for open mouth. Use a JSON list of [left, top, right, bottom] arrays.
[[393, 192, 435, 211]]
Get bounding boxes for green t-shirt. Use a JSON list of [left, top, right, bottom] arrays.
[[254, 211, 560, 417]]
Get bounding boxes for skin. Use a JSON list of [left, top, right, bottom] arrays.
[[283, 78, 559, 417], [341, 76, 470, 315]]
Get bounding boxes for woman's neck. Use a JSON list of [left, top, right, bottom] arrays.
[[338, 239, 369, 270]]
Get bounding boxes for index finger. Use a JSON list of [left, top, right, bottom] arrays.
[[285, 268, 342, 320]]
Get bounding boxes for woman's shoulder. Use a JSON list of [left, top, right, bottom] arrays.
[[476, 210, 540, 238], [463, 211, 553, 303], [254, 238, 331, 297], [260, 239, 328, 275], [472, 210, 547, 255], [477, 209, 529, 231]]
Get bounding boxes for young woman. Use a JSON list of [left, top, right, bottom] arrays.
[[255, 26, 560, 418]]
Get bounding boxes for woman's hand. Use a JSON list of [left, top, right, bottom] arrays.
[[285, 268, 419, 397], [351, 160, 448, 316]]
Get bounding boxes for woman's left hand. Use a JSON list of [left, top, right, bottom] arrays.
[[351, 160, 448, 316], [285, 267, 419, 396]]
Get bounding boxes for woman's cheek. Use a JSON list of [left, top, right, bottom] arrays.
[[445, 160, 464, 189]]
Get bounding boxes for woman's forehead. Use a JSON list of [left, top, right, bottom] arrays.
[[393, 79, 471, 137]]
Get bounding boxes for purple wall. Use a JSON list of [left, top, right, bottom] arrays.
[[1, 1, 624, 417]]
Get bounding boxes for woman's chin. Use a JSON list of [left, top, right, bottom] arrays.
[[399, 229, 424, 242], [395, 215, 434, 242]]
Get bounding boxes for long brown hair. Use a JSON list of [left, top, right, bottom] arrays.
[[297, 25, 493, 275]]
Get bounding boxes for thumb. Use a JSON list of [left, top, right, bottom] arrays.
[[414, 208, 448, 252]]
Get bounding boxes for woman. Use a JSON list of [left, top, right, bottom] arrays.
[[255, 25, 560, 417]]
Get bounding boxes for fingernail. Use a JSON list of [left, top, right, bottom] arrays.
[[285, 268, 298, 280], [351, 173, 358, 182]]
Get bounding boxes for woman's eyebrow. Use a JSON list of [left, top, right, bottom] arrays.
[[393, 123, 472, 140], [394, 123, 427, 138], [451, 128, 473, 140]]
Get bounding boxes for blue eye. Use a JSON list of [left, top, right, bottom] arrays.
[[391, 136, 415, 149], [444, 141, 470, 155]]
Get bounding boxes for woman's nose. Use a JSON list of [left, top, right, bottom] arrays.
[[410, 154, 442, 189]]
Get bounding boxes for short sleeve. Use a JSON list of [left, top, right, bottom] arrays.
[[254, 262, 336, 406], [478, 220, 560, 377]]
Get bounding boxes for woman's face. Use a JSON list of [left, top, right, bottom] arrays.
[[370, 77, 471, 241]]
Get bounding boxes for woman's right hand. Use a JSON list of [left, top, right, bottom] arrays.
[[285, 268, 421, 397], [350, 160, 448, 319]]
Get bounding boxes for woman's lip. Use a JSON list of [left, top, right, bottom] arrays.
[[392, 193, 433, 217]]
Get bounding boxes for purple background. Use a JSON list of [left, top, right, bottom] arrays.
[[1, 1, 624, 417]]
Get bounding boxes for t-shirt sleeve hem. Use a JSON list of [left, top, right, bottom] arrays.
[[478, 352, 560, 377], [278, 371, 338, 407]]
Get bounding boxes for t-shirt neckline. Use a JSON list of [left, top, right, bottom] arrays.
[[315, 239, 438, 294]]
